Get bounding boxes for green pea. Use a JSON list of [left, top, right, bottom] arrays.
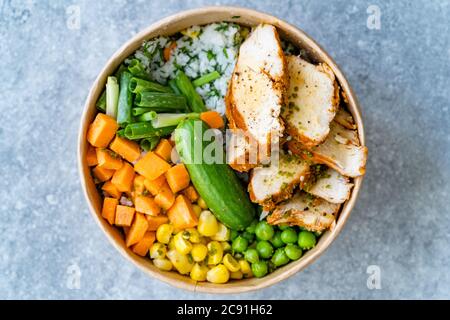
[[232, 236, 248, 253], [285, 244, 303, 260], [298, 231, 316, 249], [251, 261, 268, 278], [255, 221, 274, 241], [281, 228, 298, 244], [244, 248, 259, 264], [230, 229, 239, 240], [241, 231, 255, 242], [271, 248, 290, 267], [256, 240, 274, 259], [270, 231, 285, 248], [268, 260, 277, 273], [278, 224, 291, 231], [245, 220, 258, 234]]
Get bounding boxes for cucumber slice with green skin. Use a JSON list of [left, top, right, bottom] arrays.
[[174, 119, 255, 230]]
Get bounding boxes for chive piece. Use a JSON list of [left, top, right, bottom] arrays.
[[140, 137, 160, 151], [168, 79, 182, 95], [152, 113, 199, 128], [135, 92, 187, 111], [193, 71, 221, 87], [124, 122, 176, 140], [106, 76, 119, 119], [117, 72, 133, 127], [114, 64, 128, 79], [175, 71, 207, 113], [137, 111, 157, 122], [129, 77, 172, 94], [96, 90, 107, 112], [128, 59, 152, 80]]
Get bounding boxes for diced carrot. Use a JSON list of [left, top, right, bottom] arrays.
[[154, 139, 173, 162], [109, 136, 141, 163], [123, 227, 130, 236], [163, 41, 177, 62], [96, 148, 123, 170], [115, 205, 135, 227], [133, 175, 146, 195], [101, 197, 118, 225], [154, 182, 175, 211], [143, 175, 166, 196], [131, 231, 156, 256], [134, 152, 172, 181], [182, 185, 199, 202], [146, 215, 169, 231], [200, 111, 224, 129], [126, 213, 149, 247], [86, 145, 98, 166], [165, 163, 190, 193], [111, 162, 135, 192], [87, 113, 118, 148], [167, 195, 198, 229], [92, 166, 114, 182], [135, 195, 161, 216], [102, 181, 121, 199]]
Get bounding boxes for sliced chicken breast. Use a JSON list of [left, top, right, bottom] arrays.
[[248, 152, 310, 210], [225, 24, 287, 162], [307, 167, 353, 203], [334, 108, 356, 130], [267, 192, 340, 232], [287, 121, 368, 177], [282, 55, 339, 148]]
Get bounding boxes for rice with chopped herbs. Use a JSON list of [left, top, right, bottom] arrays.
[[130, 22, 247, 115]]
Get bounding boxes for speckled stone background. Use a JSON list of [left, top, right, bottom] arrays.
[[1, 0, 449, 300]]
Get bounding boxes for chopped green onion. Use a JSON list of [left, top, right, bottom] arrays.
[[137, 111, 157, 122], [96, 90, 106, 112], [132, 108, 150, 116], [114, 64, 128, 79], [168, 79, 182, 95], [140, 137, 160, 151], [106, 76, 119, 119], [124, 122, 176, 140], [135, 92, 187, 111], [117, 129, 126, 137], [128, 59, 152, 80], [175, 71, 207, 113], [152, 113, 199, 128], [129, 77, 172, 94], [193, 71, 221, 87], [117, 72, 133, 127]]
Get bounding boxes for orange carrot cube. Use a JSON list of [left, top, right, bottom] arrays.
[[143, 175, 166, 196], [115, 205, 135, 227], [101, 197, 118, 225], [101, 181, 121, 199], [134, 152, 171, 180], [135, 195, 161, 216], [154, 139, 173, 162], [146, 215, 169, 231], [86, 145, 98, 166], [87, 113, 118, 148], [133, 175, 146, 195], [154, 182, 175, 211], [111, 162, 135, 193], [92, 166, 114, 182], [109, 136, 141, 163], [167, 195, 198, 229], [200, 111, 224, 129], [182, 185, 199, 202], [126, 213, 149, 247], [165, 163, 190, 193], [96, 148, 123, 170], [131, 231, 156, 256]]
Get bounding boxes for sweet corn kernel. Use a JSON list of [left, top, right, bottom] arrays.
[[156, 224, 173, 244], [190, 263, 209, 281], [207, 241, 223, 265], [191, 243, 208, 262], [168, 237, 176, 250], [149, 242, 167, 259], [197, 211, 219, 237], [223, 254, 240, 272], [197, 197, 208, 209], [184, 228, 201, 244], [153, 258, 172, 271], [192, 204, 202, 217], [230, 270, 243, 280], [239, 260, 253, 278], [174, 232, 193, 255], [210, 223, 230, 241], [206, 264, 230, 284], [221, 241, 232, 252], [166, 249, 194, 275]]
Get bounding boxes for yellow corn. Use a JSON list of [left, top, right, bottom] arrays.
[[198, 210, 219, 236], [191, 243, 208, 262], [230, 270, 243, 280], [174, 232, 192, 255], [156, 224, 173, 244], [239, 260, 253, 278], [190, 263, 209, 281], [153, 258, 173, 271], [221, 241, 231, 252], [206, 264, 230, 284], [168, 237, 176, 250], [184, 228, 201, 244], [192, 204, 202, 217], [207, 241, 223, 265], [210, 223, 230, 241], [197, 197, 208, 209], [166, 249, 194, 275], [149, 242, 167, 259], [223, 254, 240, 272]]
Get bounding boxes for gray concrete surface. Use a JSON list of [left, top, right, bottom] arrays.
[[0, 0, 449, 299]]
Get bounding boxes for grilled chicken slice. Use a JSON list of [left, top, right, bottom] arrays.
[[225, 24, 287, 164], [248, 152, 310, 210], [226, 129, 258, 172], [282, 55, 339, 148], [288, 121, 368, 177], [334, 108, 356, 130], [307, 167, 353, 204], [267, 192, 340, 232]]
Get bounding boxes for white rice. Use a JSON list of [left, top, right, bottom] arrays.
[[131, 22, 245, 115]]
